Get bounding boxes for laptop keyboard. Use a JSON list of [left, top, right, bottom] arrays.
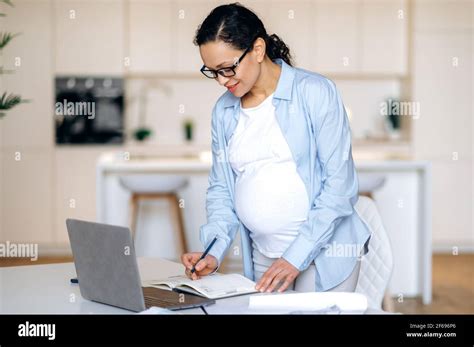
[[141, 286, 215, 310], [142, 287, 181, 309]]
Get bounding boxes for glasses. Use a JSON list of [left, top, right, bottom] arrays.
[[200, 46, 251, 79]]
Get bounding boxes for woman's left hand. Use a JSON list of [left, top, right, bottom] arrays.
[[255, 258, 300, 293]]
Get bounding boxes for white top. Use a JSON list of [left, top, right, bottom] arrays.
[[228, 93, 310, 258]]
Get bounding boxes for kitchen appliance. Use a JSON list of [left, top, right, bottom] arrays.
[[55, 76, 124, 144]]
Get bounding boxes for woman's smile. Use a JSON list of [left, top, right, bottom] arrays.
[[226, 81, 239, 93]]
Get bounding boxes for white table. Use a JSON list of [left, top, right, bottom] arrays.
[[0, 258, 386, 314]]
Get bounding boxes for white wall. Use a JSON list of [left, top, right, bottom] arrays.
[[412, 0, 473, 251], [1, 0, 55, 245]]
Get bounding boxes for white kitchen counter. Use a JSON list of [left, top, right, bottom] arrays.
[[96, 151, 432, 304]]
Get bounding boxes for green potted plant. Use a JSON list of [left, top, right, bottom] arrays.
[[382, 98, 401, 140], [132, 89, 153, 142], [183, 118, 194, 142], [0, 0, 28, 118], [133, 127, 152, 142]]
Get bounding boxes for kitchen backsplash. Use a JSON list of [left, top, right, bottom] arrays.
[[125, 78, 222, 146], [125, 76, 401, 146]]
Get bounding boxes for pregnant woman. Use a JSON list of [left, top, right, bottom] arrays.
[[181, 3, 371, 293]]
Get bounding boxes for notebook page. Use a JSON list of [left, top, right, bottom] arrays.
[[149, 275, 190, 289], [179, 274, 257, 298]]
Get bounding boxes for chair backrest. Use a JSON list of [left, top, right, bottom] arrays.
[[354, 196, 393, 309]]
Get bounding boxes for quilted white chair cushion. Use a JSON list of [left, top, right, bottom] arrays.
[[354, 196, 393, 309]]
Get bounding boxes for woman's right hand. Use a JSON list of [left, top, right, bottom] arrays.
[[181, 252, 218, 280]]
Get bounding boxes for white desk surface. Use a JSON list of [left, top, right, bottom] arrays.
[[0, 258, 387, 315]]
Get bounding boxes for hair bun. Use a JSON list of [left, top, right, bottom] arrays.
[[266, 33, 292, 65]]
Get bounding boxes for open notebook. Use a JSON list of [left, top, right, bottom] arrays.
[[147, 273, 258, 299]]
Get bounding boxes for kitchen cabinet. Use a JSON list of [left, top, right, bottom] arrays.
[[260, 0, 314, 70], [128, 0, 173, 73], [53, 148, 110, 245], [412, 0, 473, 254], [0, 0, 56, 247], [413, 32, 472, 159], [172, 0, 219, 73], [182, 0, 407, 75], [314, 0, 360, 74], [1, 0, 54, 149], [51, 0, 410, 76], [313, 0, 407, 75], [54, 0, 125, 75], [414, 0, 473, 32], [361, 0, 407, 74], [1, 149, 54, 244]]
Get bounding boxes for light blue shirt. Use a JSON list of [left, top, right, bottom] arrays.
[[200, 58, 371, 291]]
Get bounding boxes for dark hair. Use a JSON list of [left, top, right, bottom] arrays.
[[193, 2, 293, 67]]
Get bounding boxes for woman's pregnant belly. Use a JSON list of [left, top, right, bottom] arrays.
[[234, 161, 310, 257]]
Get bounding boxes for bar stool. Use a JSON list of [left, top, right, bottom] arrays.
[[119, 174, 189, 254], [358, 173, 386, 199]]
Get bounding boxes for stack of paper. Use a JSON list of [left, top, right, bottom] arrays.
[[248, 292, 368, 314]]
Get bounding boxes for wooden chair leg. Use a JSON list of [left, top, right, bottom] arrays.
[[129, 192, 188, 255], [359, 192, 374, 200], [382, 292, 395, 312], [168, 193, 188, 254], [129, 194, 139, 241]]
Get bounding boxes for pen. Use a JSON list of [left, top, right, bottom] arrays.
[[191, 236, 218, 274]]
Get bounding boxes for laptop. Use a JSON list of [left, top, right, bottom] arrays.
[[66, 218, 215, 312]]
